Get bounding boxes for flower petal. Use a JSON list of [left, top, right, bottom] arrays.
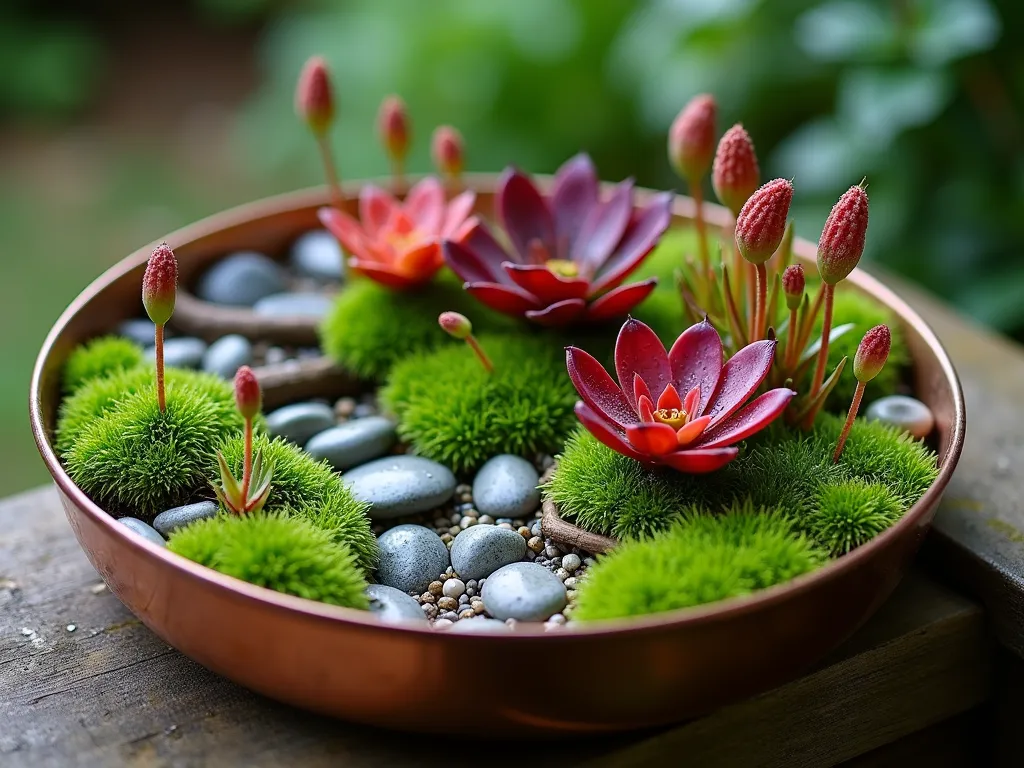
[[551, 153, 599, 253], [590, 192, 673, 294], [586, 279, 658, 323], [697, 388, 795, 449], [626, 422, 679, 456], [659, 447, 738, 474], [464, 282, 542, 316], [358, 185, 396, 237], [668, 318, 724, 417], [395, 242, 442, 278], [524, 298, 587, 326], [573, 179, 634, 277], [318, 207, 370, 261], [704, 340, 778, 427], [633, 373, 653, 407], [676, 415, 711, 447], [349, 259, 424, 290], [638, 393, 655, 423], [403, 177, 446, 233], [683, 385, 701, 417], [575, 401, 649, 463], [503, 263, 590, 303], [443, 234, 504, 284], [441, 190, 477, 238], [657, 383, 682, 412], [498, 167, 556, 261], [615, 317, 671, 411], [566, 347, 637, 429]]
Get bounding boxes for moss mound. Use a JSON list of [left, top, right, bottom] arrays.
[[62, 335, 145, 394], [168, 513, 369, 609], [219, 434, 377, 572], [573, 506, 825, 621], [808, 479, 904, 556], [320, 272, 515, 380], [380, 333, 578, 473]]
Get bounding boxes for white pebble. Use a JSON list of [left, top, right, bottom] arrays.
[[443, 578, 466, 599], [460, 516, 478, 529], [561, 553, 581, 572], [433, 619, 454, 629], [864, 395, 935, 439]]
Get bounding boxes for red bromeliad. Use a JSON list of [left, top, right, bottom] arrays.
[[318, 177, 475, 290], [214, 366, 273, 515], [566, 317, 795, 473], [443, 155, 672, 326]]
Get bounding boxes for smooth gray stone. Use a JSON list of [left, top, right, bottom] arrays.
[[366, 584, 428, 624], [145, 337, 207, 370], [472, 455, 541, 519], [117, 517, 166, 547], [196, 251, 287, 307], [266, 402, 335, 445], [252, 292, 333, 320], [450, 523, 527, 581], [343, 456, 456, 520], [376, 525, 450, 594], [116, 318, 156, 346], [865, 395, 935, 439], [201, 334, 253, 379], [152, 501, 219, 537], [482, 562, 567, 622], [305, 416, 396, 472], [450, 618, 510, 633], [290, 229, 345, 281]]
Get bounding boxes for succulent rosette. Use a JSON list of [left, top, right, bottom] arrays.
[[566, 318, 795, 472], [318, 177, 475, 290], [443, 154, 672, 325]]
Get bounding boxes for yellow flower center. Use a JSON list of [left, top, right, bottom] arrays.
[[546, 259, 579, 278], [654, 408, 688, 430]]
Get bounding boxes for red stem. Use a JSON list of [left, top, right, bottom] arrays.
[[155, 323, 166, 412], [809, 284, 835, 398], [466, 335, 493, 373], [317, 135, 343, 209], [833, 381, 865, 463], [391, 158, 406, 197], [241, 418, 253, 504], [784, 307, 799, 371], [754, 263, 767, 341]]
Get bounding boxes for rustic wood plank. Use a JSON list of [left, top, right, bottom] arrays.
[[0, 486, 991, 767]]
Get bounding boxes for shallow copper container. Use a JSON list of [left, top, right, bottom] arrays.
[[29, 179, 965, 734]]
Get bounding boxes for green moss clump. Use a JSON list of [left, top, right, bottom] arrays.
[[808, 479, 904, 556], [573, 506, 825, 621], [219, 434, 377, 572], [380, 333, 578, 473], [64, 386, 243, 517], [168, 513, 369, 609], [320, 272, 515, 380], [62, 335, 145, 394]]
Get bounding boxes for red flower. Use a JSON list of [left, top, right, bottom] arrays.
[[318, 177, 475, 290], [566, 317, 794, 473], [443, 154, 672, 326]]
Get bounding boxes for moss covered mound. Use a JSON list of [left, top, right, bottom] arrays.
[[573, 506, 825, 621], [168, 513, 369, 609], [380, 333, 579, 473], [62, 335, 145, 394]]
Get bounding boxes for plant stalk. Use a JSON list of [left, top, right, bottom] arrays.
[[692, 181, 709, 281], [316, 134, 343, 209], [155, 323, 166, 412], [391, 159, 406, 197], [754, 263, 768, 341], [241, 417, 253, 504], [467, 335, 494, 373], [833, 381, 865, 463], [809, 283, 836, 398], [784, 307, 799, 370]]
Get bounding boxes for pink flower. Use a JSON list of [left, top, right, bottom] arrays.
[[443, 154, 672, 326], [566, 317, 795, 473], [318, 177, 475, 290]]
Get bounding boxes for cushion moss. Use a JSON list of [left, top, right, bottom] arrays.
[[168, 513, 369, 609], [807, 479, 904, 556], [380, 333, 578, 473], [572, 506, 826, 621], [62, 335, 145, 394]]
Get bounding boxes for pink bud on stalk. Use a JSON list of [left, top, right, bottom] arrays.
[[142, 243, 177, 412], [669, 94, 717, 281], [834, 325, 890, 463], [439, 311, 492, 373], [712, 124, 760, 217], [295, 56, 342, 207], [234, 365, 262, 421], [431, 125, 464, 183], [378, 96, 410, 188], [735, 179, 793, 341], [781, 264, 805, 370]]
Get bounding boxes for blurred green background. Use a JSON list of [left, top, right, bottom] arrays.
[[2, 0, 1021, 497]]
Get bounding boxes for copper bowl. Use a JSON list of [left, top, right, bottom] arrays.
[[29, 178, 966, 735]]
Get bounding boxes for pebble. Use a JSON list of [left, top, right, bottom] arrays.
[[304, 416, 397, 471], [450, 524, 528, 581], [433, 619, 454, 629], [343, 456, 456, 520], [375, 524, 450, 594], [442, 579, 466, 599], [201, 334, 253, 379], [527, 536, 544, 553], [335, 397, 357, 419], [472, 455, 541, 519], [252, 292, 333, 320], [116, 318, 156, 346], [117, 517, 166, 547], [266, 402, 335, 445], [561, 553, 581, 573], [482, 562, 567, 622], [152, 500, 218, 536], [452, 618, 510, 633], [352, 403, 378, 419], [196, 251, 287, 306], [366, 584, 428, 624], [265, 346, 288, 365], [865, 395, 935, 439], [146, 337, 207, 369], [290, 229, 345, 281], [437, 596, 458, 611]]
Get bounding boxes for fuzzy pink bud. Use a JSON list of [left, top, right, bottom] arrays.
[[378, 96, 410, 163], [712, 124, 760, 216], [432, 125, 464, 178], [234, 365, 262, 420], [438, 311, 472, 340], [142, 243, 177, 326], [735, 179, 793, 265], [295, 56, 334, 136], [817, 184, 869, 285], [782, 264, 805, 311], [854, 325, 890, 383], [668, 94, 716, 183]]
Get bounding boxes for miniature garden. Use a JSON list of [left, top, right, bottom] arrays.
[[53, 57, 939, 631]]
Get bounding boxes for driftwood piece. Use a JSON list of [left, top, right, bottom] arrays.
[[538, 466, 618, 554], [253, 356, 361, 410], [171, 288, 323, 346]]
